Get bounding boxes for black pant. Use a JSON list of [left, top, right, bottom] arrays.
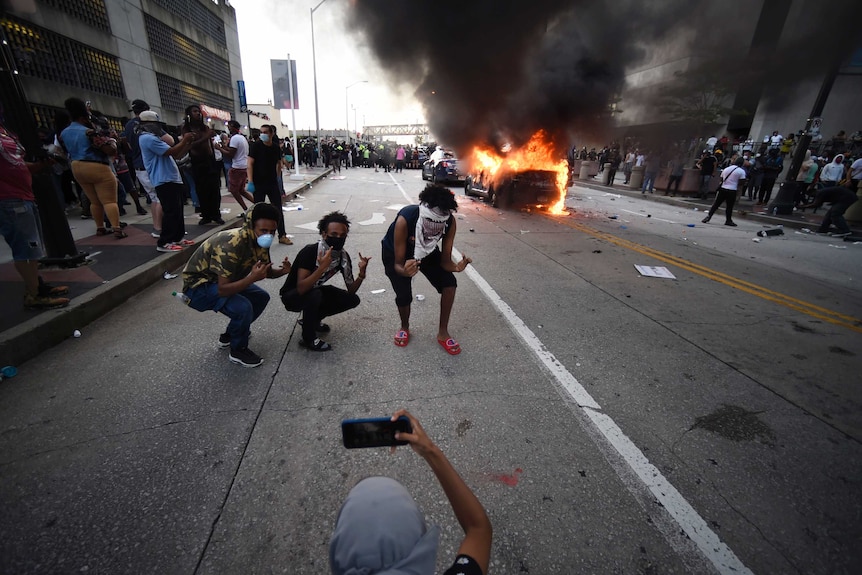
[[818, 198, 858, 234], [280, 285, 360, 343], [666, 175, 682, 194], [253, 181, 285, 237], [707, 187, 737, 223], [192, 161, 221, 222], [758, 176, 778, 204], [155, 182, 186, 245]]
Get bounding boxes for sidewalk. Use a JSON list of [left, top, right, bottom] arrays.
[[0, 167, 331, 369], [572, 172, 859, 233]]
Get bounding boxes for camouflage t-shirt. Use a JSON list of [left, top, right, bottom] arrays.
[[182, 214, 271, 291]]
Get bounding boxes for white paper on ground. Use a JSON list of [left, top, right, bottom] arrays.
[[370, 289, 386, 294], [635, 265, 676, 279]]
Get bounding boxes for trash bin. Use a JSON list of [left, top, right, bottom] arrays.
[[579, 160, 595, 181], [601, 163, 613, 185], [629, 165, 644, 189]]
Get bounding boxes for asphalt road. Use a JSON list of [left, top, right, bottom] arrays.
[[1, 167, 860, 575]]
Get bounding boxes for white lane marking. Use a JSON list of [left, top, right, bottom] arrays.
[[451, 248, 753, 575], [388, 172, 414, 203], [358, 213, 386, 226], [295, 222, 319, 231]]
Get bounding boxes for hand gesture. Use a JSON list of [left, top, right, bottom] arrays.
[[318, 246, 333, 270], [456, 254, 472, 272], [357, 252, 371, 275], [403, 258, 420, 277], [390, 409, 436, 458], [277, 255, 291, 277], [248, 260, 271, 282]]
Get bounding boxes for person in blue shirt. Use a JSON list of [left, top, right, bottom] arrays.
[[60, 97, 125, 238], [137, 111, 196, 252]]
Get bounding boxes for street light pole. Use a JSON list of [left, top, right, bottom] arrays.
[[310, 0, 327, 167], [345, 80, 367, 145]]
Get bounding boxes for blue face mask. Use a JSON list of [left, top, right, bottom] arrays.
[[260, 134, 271, 143], [256, 233, 274, 249]]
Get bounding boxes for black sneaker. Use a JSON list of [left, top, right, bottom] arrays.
[[218, 333, 231, 348], [229, 347, 264, 367], [214, 218, 226, 225], [299, 338, 332, 352]]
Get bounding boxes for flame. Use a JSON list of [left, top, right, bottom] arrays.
[[469, 130, 569, 214]]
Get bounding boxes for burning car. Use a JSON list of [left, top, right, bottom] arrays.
[[421, 154, 463, 184], [464, 169, 558, 209], [466, 131, 570, 212]]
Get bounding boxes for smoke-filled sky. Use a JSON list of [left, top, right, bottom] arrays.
[[237, 0, 862, 151]]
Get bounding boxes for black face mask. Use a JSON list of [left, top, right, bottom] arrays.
[[325, 235, 346, 251]]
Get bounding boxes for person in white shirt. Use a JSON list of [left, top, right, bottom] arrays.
[[702, 157, 746, 227], [218, 120, 255, 212], [769, 131, 783, 149], [706, 135, 718, 151], [429, 145, 446, 166], [819, 154, 845, 186]]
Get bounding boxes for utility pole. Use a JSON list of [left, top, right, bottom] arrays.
[[768, 60, 842, 215]]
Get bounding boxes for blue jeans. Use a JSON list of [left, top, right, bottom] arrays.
[[186, 282, 270, 350], [642, 172, 658, 193]]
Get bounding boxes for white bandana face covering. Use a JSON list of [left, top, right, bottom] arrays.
[[414, 203, 451, 260]]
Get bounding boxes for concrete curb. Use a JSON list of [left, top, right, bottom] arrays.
[[0, 168, 332, 369]]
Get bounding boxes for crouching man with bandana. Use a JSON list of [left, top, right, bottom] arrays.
[[381, 184, 472, 355], [329, 409, 492, 575], [280, 211, 370, 351], [181, 203, 291, 367]]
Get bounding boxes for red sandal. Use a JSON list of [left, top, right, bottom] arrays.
[[394, 330, 409, 347], [437, 337, 461, 355]]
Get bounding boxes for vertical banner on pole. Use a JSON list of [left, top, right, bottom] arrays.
[[271, 60, 299, 109], [237, 80, 247, 109]]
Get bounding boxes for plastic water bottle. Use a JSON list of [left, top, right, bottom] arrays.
[[0, 365, 17, 381], [172, 291, 190, 305]]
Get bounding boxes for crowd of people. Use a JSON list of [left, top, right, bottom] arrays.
[[572, 130, 861, 218]]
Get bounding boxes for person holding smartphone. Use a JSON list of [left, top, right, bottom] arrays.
[[330, 409, 492, 575], [381, 184, 472, 355]]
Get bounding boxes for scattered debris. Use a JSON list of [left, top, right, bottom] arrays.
[[828, 244, 848, 249], [73, 330, 82, 338], [635, 265, 676, 279], [163, 271, 178, 280], [371, 289, 386, 294], [752, 238, 761, 242], [415, 294, 425, 301]]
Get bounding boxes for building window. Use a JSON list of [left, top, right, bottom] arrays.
[[156, 73, 233, 116], [2, 16, 125, 99], [144, 15, 231, 85], [149, 0, 227, 47], [37, 0, 111, 33], [31, 103, 122, 133]]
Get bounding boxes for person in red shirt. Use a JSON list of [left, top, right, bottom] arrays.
[[0, 121, 70, 309]]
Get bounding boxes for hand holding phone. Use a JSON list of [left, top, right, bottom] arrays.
[[341, 416, 412, 449]]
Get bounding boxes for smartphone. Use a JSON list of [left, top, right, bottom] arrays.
[[341, 416, 412, 449]]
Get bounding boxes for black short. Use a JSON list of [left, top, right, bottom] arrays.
[[382, 247, 457, 307]]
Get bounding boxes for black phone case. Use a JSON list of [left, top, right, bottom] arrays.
[[341, 417, 411, 449]]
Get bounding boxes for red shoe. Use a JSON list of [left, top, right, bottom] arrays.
[[394, 330, 409, 347], [437, 337, 461, 355]]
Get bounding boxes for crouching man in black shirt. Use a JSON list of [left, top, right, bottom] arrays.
[[280, 211, 370, 351]]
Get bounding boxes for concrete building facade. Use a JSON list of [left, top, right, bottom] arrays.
[[614, 0, 862, 153], [1, 0, 243, 128]]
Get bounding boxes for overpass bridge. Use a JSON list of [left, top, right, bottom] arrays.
[[361, 124, 431, 139]]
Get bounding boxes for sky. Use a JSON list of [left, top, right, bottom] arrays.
[[233, 0, 426, 135]]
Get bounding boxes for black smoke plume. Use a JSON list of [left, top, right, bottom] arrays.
[[345, 1, 690, 155], [345, 1, 862, 155]]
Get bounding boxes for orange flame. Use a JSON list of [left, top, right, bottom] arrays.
[[469, 130, 569, 214]]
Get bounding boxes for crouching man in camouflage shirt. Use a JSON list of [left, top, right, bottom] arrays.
[[181, 203, 291, 367]]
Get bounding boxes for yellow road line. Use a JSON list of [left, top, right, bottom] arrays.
[[551, 216, 862, 333]]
